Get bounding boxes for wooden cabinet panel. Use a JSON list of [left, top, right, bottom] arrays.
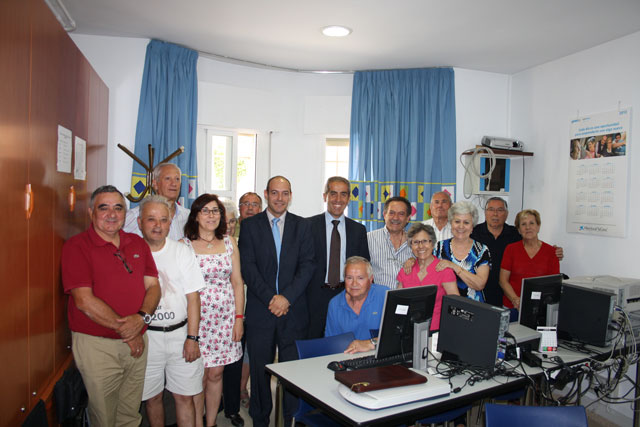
[[0, 0, 109, 422], [0, 0, 33, 423]]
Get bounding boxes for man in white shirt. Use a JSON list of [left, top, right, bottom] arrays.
[[137, 195, 206, 427], [124, 162, 190, 240], [423, 191, 452, 242]]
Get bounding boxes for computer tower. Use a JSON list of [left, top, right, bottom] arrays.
[[438, 295, 510, 369], [557, 283, 615, 347]]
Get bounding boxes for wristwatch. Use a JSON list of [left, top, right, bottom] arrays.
[[138, 310, 152, 325], [186, 335, 200, 342]]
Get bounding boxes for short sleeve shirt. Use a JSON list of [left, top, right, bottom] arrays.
[[325, 284, 388, 340], [434, 238, 491, 302], [62, 225, 158, 338]]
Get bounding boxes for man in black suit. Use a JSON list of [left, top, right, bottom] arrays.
[[307, 176, 370, 339], [238, 176, 315, 427]]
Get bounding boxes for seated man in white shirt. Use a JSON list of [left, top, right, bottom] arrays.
[[325, 256, 388, 353], [137, 195, 206, 427]]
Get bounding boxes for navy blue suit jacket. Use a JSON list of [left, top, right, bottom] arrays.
[[308, 213, 370, 287], [305, 213, 370, 338], [239, 211, 315, 330]]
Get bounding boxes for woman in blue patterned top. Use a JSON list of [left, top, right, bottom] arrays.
[[433, 201, 490, 302]]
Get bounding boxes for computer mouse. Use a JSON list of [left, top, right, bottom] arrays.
[[327, 361, 347, 372]]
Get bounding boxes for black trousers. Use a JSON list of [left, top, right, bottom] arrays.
[[306, 285, 343, 339], [221, 332, 246, 416], [246, 318, 303, 427]]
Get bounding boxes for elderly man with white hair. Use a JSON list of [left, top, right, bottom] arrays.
[[124, 163, 189, 240]]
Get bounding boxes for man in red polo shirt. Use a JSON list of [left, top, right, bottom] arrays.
[[62, 185, 161, 427]]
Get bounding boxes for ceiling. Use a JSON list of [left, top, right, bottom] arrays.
[[59, 0, 640, 74]]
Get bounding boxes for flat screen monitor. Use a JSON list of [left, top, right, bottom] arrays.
[[518, 274, 563, 329], [375, 286, 438, 360]]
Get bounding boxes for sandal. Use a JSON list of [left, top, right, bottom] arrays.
[[240, 389, 250, 408]]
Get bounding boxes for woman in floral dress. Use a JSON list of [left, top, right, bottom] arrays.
[[184, 194, 244, 427]]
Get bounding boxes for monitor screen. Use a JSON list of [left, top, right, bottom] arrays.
[[375, 286, 438, 360], [518, 274, 563, 329]]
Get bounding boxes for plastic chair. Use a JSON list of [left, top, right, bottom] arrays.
[[485, 403, 588, 427], [293, 332, 355, 426]]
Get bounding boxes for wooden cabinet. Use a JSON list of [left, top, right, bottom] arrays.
[[0, 0, 108, 423]]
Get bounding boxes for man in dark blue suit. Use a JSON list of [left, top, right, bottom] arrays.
[[238, 176, 315, 427], [307, 176, 370, 339]]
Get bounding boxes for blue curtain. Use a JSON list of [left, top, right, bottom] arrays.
[[348, 68, 456, 231], [130, 39, 199, 207]]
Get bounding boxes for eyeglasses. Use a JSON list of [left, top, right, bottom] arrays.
[[486, 208, 506, 213], [410, 239, 433, 246], [200, 207, 221, 216], [114, 251, 133, 274], [239, 202, 260, 208]]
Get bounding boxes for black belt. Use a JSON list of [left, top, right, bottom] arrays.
[[147, 318, 187, 332], [321, 282, 345, 290]]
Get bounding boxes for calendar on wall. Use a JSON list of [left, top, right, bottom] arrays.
[[566, 108, 630, 237]]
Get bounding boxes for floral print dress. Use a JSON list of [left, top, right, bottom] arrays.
[[185, 236, 242, 367]]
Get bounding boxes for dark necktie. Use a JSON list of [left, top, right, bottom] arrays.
[[327, 220, 341, 287]]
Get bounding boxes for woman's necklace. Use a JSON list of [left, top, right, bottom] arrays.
[[199, 234, 216, 249]]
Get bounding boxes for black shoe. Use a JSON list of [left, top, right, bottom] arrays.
[[225, 413, 244, 427]]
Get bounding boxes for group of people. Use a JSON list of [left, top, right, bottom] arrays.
[[62, 164, 564, 427], [570, 132, 627, 160]]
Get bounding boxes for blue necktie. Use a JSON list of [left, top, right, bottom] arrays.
[[272, 217, 281, 293]]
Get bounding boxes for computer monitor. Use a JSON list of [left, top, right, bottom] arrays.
[[375, 286, 438, 360], [518, 274, 563, 329]]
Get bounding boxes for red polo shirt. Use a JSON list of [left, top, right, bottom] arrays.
[[62, 225, 158, 339]]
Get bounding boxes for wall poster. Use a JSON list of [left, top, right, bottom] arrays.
[[567, 108, 630, 237]]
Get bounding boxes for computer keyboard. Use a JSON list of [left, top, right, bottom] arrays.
[[338, 352, 412, 370]]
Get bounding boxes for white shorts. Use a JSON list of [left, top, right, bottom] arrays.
[[142, 326, 204, 400]]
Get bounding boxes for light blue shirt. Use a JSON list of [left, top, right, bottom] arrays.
[[324, 211, 347, 282], [325, 283, 388, 340]]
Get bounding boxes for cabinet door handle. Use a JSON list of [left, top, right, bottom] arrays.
[[25, 184, 34, 219], [69, 185, 76, 212]]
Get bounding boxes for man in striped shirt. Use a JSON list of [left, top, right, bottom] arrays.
[[366, 197, 413, 289]]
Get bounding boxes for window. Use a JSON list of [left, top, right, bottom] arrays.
[[325, 138, 349, 180], [203, 128, 256, 202]]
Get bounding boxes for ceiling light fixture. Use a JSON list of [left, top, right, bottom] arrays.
[[322, 25, 352, 37]]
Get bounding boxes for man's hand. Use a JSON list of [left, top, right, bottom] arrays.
[[126, 334, 145, 358], [344, 339, 375, 354], [232, 320, 244, 342], [115, 314, 145, 341], [402, 257, 416, 274], [268, 295, 290, 317], [554, 245, 564, 261], [183, 338, 201, 363]]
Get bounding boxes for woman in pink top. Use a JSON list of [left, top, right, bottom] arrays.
[[396, 223, 458, 330]]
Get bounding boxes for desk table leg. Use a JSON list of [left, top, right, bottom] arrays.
[[634, 359, 639, 427], [275, 379, 284, 427]]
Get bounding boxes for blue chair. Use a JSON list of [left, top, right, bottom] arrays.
[[416, 404, 471, 427], [485, 403, 588, 427], [293, 332, 355, 426]]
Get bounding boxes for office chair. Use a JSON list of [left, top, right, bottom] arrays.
[[485, 403, 588, 427], [293, 332, 355, 426]]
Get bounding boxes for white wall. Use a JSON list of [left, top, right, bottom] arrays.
[[510, 31, 640, 279], [70, 34, 509, 218]]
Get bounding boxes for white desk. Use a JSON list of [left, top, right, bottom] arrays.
[[266, 352, 530, 426]]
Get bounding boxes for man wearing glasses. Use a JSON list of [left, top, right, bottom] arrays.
[[62, 185, 161, 427], [234, 192, 263, 239], [471, 197, 563, 307]]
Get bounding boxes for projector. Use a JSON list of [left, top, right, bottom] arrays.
[[481, 136, 524, 151]]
